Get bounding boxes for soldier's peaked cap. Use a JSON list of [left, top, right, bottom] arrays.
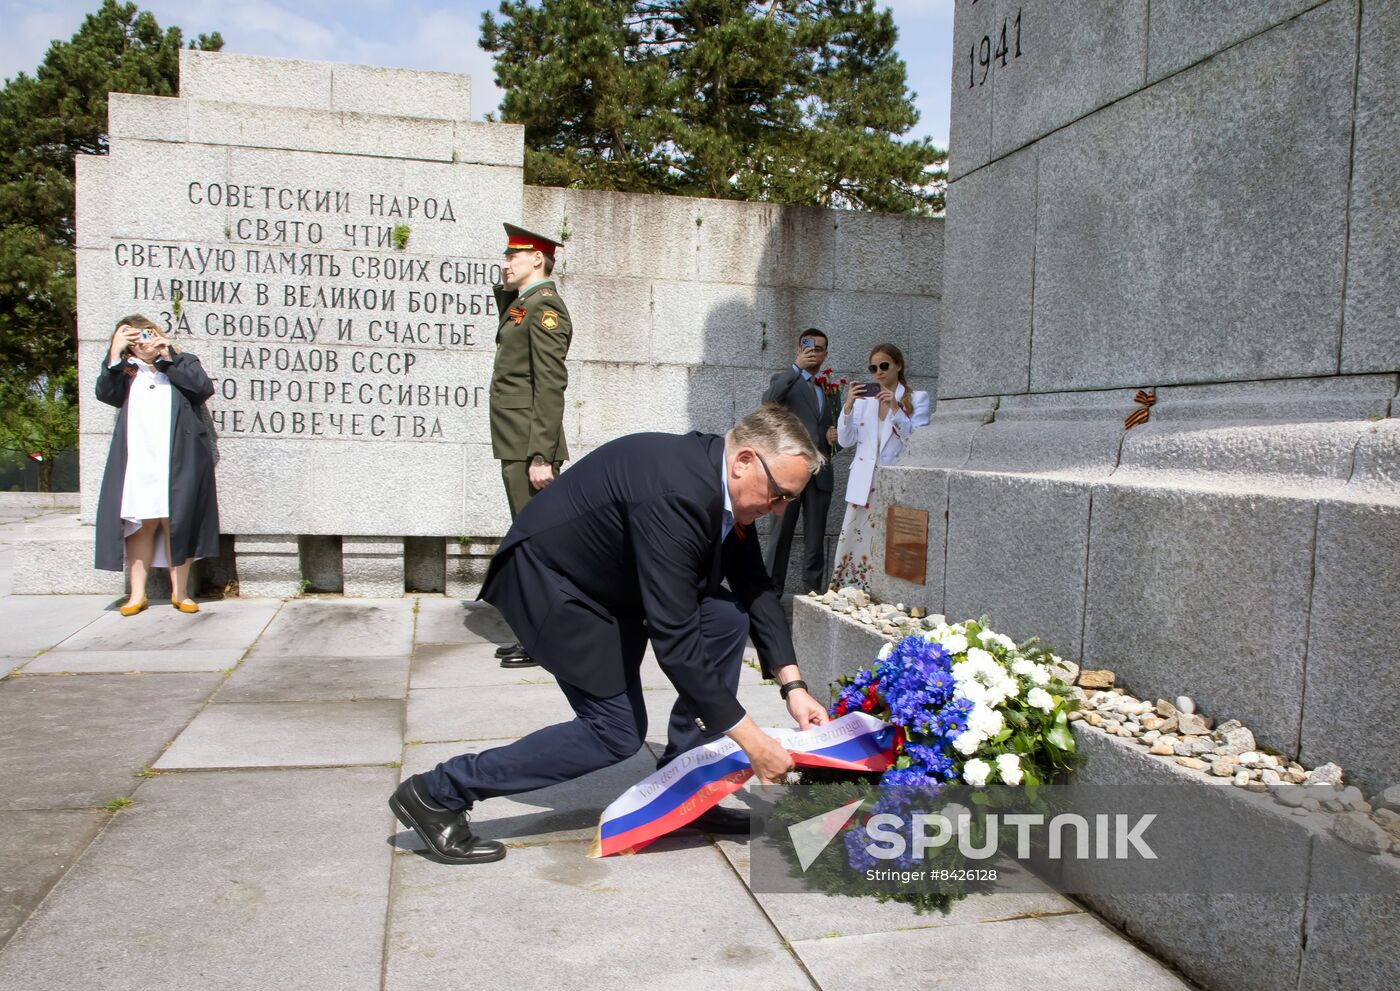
[[502, 223, 560, 257]]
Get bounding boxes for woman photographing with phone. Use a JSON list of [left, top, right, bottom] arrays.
[[95, 314, 221, 616], [828, 343, 931, 592]]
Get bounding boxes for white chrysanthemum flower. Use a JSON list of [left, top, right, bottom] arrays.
[[877, 642, 894, 660], [968, 703, 1005, 739], [962, 757, 991, 787], [965, 646, 996, 667], [1011, 657, 1035, 677], [979, 629, 1017, 652], [1027, 687, 1055, 713], [996, 753, 1023, 786], [952, 729, 983, 755], [956, 680, 987, 705], [1028, 664, 1051, 686], [939, 633, 969, 656]]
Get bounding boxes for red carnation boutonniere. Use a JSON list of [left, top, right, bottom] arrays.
[[812, 369, 846, 455]]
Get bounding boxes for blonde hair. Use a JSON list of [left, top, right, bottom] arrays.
[[727, 403, 826, 476]]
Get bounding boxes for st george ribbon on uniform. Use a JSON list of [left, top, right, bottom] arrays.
[[590, 712, 895, 858]]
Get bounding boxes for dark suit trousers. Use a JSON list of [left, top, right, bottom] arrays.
[[422, 590, 750, 811], [764, 479, 832, 593]]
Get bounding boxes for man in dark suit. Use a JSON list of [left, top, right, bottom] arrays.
[[390, 406, 831, 865], [762, 328, 837, 593]]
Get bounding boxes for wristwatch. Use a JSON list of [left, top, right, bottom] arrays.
[[530, 454, 546, 467], [779, 679, 809, 701]]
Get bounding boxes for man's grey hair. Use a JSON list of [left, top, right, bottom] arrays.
[[727, 403, 826, 476]]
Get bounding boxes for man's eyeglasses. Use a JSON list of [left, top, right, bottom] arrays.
[[869, 361, 892, 373], [753, 451, 799, 504]]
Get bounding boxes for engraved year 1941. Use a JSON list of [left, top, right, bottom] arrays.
[[969, 8, 1023, 88]]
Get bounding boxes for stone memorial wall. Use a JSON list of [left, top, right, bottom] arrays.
[[864, 0, 1399, 801], [22, 50, 942, 599]]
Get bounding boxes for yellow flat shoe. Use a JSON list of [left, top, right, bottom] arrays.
[[172, 599, 199, 614], [119, 599, 148, 617]]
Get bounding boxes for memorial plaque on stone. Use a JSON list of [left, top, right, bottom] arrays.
[[884, 506, 928, 585]]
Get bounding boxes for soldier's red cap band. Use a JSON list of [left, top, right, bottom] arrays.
[[505, 238, 556, 256]]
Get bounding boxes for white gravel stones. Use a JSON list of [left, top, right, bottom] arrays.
[[1175, 696, 1196, 714], [1308, 763, 1345, 787]]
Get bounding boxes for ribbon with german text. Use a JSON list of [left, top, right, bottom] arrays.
[[589, 712, 895, 858]]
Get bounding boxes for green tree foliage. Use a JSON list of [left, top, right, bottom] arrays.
[[0, 368, 79, 492], [0, 2, 221, 487], [481, 0, 945, 213]]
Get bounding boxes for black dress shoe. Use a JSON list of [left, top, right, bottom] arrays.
[[389, 776, 506, 865], [499, 652, 538, 669], [687, 805, 752, 834], [494, 642, 523, 658]]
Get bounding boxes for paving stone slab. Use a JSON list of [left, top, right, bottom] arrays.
[[413, 596, 515, 645], [155, 700, 401, 769], [0, 810, 104, 950], [0, 595, 114, 654], [397, 740, 661, 847], [0, 658, 25, 679], [250, 598, 414, 656], [385, 839, 812, 991], [0, 768, 394, 991], [405, 684, 575, 743], [716, 835, 1081, 943], [218, 653, 410, 702], [52, 599, 282, 654], [409, 641, 556, 689], [792, 912, 1191, 990], [0, 673, 221, 811], [22, 649, 245, 674]]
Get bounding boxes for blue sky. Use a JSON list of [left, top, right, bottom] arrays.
[[2, 1, 954, 146]]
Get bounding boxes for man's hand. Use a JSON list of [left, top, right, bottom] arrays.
[[796, 346, 823, 372], [727, 717, 795, 784], [785, 688, 829, 730], [528, 460, 555, 490], [826, 425, 838, 446]]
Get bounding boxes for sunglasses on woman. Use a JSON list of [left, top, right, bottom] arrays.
[[868, 361, 892, 373]]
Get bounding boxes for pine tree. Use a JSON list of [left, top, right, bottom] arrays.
[[481, 0, 945, 214], [0, 3, 222, 389], [0, 2, 221, 488]]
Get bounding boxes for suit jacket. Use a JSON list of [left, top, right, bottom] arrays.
[[837, 384, 932, 506], [479, 431, 796, 732], [762, 366, 834, 492], [490, 279, 572, 463]]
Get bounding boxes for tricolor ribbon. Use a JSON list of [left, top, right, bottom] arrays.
[[589, 712, 895, 858]]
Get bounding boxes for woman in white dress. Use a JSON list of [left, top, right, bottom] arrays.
[[95, 314, 220, 616], [828, 343, 931, 592]]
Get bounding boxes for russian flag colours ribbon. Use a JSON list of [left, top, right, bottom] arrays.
[[590, 712, 895, 858]]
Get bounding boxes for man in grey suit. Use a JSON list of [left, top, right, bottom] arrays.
[[762, 328, 837, 592]]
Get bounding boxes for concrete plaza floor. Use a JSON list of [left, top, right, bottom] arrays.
[[0, 505, 1194, 990]]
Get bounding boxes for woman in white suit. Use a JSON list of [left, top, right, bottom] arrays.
[[829, 343, 931, 592]]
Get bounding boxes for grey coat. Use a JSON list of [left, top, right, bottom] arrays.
[[94, 350, 221, 572], [762, 365, 835, 492]]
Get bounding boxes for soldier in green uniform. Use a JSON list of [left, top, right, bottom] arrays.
[[489, 223, 573, 668]]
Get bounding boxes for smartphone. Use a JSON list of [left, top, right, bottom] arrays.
[[798, 336, 817, 350], [138, 330, 152, 342], [858, 382, 881, 397]]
